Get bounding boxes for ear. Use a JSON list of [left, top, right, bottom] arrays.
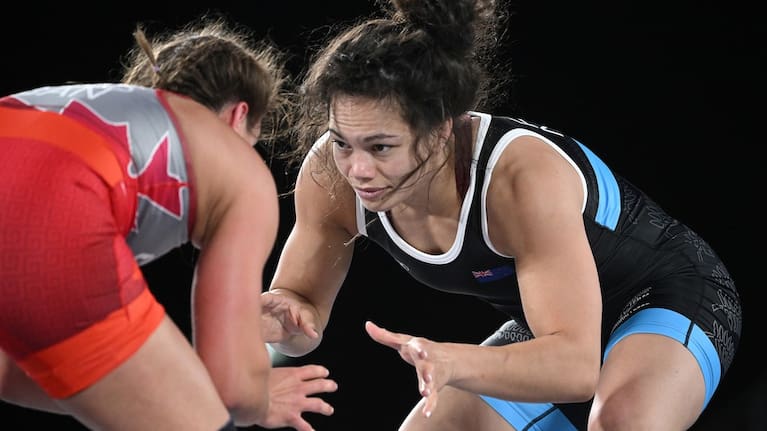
[[231, 101, 250, 129], [218, 101, 250, 130], [439, 117, 454, 145]]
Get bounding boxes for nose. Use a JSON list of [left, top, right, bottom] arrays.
[[347, 151, 375, 180]]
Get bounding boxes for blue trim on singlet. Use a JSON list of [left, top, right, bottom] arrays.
[[479, 396, 578, 431], [575, 140, 620, 230], [604, 308, 721, 409]]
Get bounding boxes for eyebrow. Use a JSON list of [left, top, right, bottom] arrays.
[[328, 127, 399, 142]]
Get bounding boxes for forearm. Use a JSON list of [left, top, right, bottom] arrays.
[[197, 337, 271, 426], [446, 335, 599, 403]]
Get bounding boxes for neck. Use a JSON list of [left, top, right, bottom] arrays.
[[392, 146, 460, 219], [454, 114, 476, 200]]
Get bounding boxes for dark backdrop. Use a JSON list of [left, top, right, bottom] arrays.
[[2, 1, 763, 430]]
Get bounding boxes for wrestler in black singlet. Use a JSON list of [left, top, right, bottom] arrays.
[[356, 112, 741, 429]]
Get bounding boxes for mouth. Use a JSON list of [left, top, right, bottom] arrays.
[[354, 187, 387, 201]]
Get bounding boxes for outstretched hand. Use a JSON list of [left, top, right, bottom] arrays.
[[365, 321, 451, 418], [261, 291, 320, 344], [259, 365, 337, 431]]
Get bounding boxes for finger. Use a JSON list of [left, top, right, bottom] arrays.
[[422, 369, 433, 397], [364, 320, 382, 337], [365, 321, 397, 347], [366, 320, 396, 337], [398, 339, 426, 367], [289, 417, 316, 431], [287, 304, 302, 327], [298, 397, 335, 416], [406, 338, 428, 359], [299, 318, 319, 338], [365, 321, 408, 348], [415, 362, 432, 397], [290, 306, 319, 338], [422, 391, 438, 418], [301, 377, 339, 395], [294, 364, 331, 380]]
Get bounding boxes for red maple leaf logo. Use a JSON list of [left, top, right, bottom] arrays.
[[60, 100, 188, 223], [134, 136, 187, 219]]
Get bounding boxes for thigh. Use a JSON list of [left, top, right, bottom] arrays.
[[398, 319, 584, 431], [60, 316, 232, 431], [590, 332, 705, 431], [400, 386, 514, 431]]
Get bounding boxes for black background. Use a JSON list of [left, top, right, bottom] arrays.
[[2, 1, 763, 430]]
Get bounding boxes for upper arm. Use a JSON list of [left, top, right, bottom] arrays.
[[487, 135, 601, 346], [182, 109, 278, 400], [269, 147, 358, 330], [193, 152, 278, 353], [161, 94, 278, 418]]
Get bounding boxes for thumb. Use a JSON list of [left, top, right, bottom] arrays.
[[365, 320, 401, 349], [364, 320, 381, 336]]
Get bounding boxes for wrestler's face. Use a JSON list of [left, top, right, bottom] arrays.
[[329, 95, 438, 212]]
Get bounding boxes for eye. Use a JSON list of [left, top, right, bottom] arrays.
[[330, 139, 350, 150], [371, 144, 392, 153]]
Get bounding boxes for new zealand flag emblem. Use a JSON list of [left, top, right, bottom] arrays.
[[471, 265, 515, 283]]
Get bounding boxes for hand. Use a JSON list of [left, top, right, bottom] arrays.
[[364, 321, 452, 418], [261, 290, 320, 343], [258, 365, 337, 431]]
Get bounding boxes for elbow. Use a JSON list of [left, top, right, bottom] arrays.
[[555, 333, 601, 402], [227, 393, 269, 427], [565, 358, 600, 402], [569, 375, 599, 403], [218, 364, 271, 426]]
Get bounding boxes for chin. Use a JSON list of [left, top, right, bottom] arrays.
[[357, 195, 395, 213], [359, 200, 386, 213]]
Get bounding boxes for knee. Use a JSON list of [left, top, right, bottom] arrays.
[[588, 391, 640, 431]]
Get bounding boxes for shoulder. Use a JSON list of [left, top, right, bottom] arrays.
[[486, 132, 584, 219], [164, 93, 278, 244], [295, 134, 358, 237]]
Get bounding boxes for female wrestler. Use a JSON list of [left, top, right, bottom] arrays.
[[261, 0, 742, 429], [0, 17, 333, 431]]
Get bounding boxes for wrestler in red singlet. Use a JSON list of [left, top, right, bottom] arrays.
[[0, 83, 195, 398]]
